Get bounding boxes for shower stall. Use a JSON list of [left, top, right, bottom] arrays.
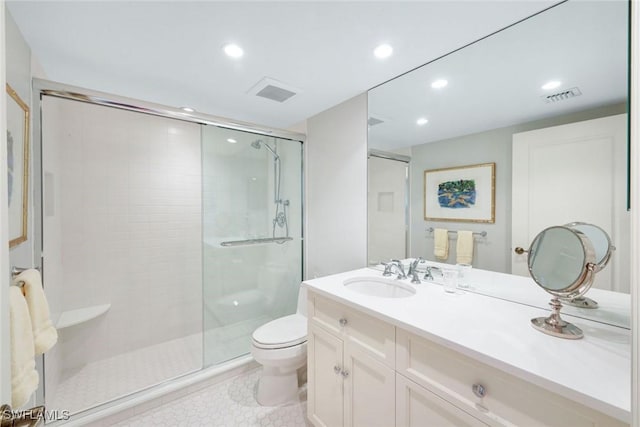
[[33, 80, 304, 418]]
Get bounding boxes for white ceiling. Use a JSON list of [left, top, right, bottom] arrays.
[[6, 1, 558, 131], [368, 0, 629, 150]]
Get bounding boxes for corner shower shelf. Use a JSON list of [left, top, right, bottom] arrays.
[[56, 304, 111, 330]]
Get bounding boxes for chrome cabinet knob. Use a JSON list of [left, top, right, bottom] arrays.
[[341, 370, 349, 379], [334, 365, 341, 374], [339, 318, 348, 326], [472, 383, 487, 398]]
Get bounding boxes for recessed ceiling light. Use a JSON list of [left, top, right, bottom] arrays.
[[542, 80, 561, 90], [180, 107, 195, 113], [227, 138, 237, 144], [431, 79, 448, 89], [223, 43, 244, 58], [416, 118, 429, 126], [374, 44, 393, 59]]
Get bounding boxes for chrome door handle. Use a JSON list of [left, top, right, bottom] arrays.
[[339, 318, 348, 327], [514, 247, 528, 255]]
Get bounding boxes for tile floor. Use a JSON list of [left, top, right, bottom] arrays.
[[111, 368, 311, 427], [50, 334, 202, 415]]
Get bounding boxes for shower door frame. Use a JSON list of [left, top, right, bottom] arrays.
[[31, 78, 306, 412]]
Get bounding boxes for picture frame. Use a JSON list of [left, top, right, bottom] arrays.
[[6, 83, 30, 248], [424, 162, 495, 223]]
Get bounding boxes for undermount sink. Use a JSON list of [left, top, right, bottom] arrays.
[[343, 276, 416, 298]]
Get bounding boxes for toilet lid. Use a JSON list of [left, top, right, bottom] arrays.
[[252, 314, 307, 349]]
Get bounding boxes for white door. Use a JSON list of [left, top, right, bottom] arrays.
[[511, 114, 628, 292], [343, 343, 395, 427], [368, 156, 408, 265], [308, 323, 345, 427], [396, 374, 488, 427]]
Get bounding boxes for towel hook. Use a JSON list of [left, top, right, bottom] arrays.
[[10, 266, 40, 287]]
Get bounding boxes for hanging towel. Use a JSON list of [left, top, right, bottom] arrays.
[[9, 286, 39, 408], [434, 228, 449, 260], [13, 269, 58, 355], [456, 230, 474, 265]]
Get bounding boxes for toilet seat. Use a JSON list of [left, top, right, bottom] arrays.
[[252, 314, 307, 349]]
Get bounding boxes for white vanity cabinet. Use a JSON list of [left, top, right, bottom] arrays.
[[307, 293, 396, 427], [396, 330, 627, 427], [305, 287, 629, 427]]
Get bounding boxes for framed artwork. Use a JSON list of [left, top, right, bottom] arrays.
[[424, 162, 495, 223], [6, 83, 30, 248]]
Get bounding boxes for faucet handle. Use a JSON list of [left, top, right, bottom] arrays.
[[382, 262, 393, 277]]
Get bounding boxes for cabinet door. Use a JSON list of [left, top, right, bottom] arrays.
[[343, 342, 395, 427], [396, 374, 488, 427], [308, 323, 344, 427]]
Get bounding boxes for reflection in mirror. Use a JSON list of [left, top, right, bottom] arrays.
[[562, 222, 616, 308], [367, 0, 630, 328], [528, 225, 597, 339]]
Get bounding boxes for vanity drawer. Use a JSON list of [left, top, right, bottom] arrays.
[[308, 293, 395, 368], [396, 330, 627, 427]]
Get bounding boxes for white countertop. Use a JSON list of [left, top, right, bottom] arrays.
[[302, 267, 631, 423]]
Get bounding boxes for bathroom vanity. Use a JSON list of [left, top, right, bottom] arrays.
[[302, 268, 630, 427]]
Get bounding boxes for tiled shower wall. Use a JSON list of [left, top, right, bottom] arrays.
[[42, 97, 202, 399]]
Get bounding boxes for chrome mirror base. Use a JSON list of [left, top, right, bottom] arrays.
[[531, 298, 583, 339], [562, 296, 599, 309]]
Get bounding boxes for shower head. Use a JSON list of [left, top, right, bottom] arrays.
[[251, 139, 279, 160]]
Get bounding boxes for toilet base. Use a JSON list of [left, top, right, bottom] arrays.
[[256, 364, 304, 406]]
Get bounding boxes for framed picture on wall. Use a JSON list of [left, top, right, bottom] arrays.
[[424, 162, 495, 223], [6, 83, 30, 248]]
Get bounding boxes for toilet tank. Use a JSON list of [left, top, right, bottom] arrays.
[[296, 284, 307, 317]]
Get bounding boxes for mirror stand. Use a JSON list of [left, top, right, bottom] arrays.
[[531, 297, 583, 339], [562, 296, 599, 309]]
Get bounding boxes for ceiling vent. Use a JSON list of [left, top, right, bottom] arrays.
[[542, 87, 582, 103], [247, 77, 300, 103]]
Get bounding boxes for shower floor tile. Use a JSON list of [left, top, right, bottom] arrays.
[[111, 368, 310, 427], [50, 334, 203, 415]]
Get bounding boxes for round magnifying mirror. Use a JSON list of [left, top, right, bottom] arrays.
[[560, 222, 615, 309], [527, 226, 597, 339]]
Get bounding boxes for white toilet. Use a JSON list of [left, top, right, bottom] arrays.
[[250, 286, 307, 406]]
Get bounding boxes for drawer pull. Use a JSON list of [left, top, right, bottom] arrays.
[[334, 365, 341, 374], [339, 318, 348, 327], [341, 370, 350, 379], [472, 383, 487, 398]]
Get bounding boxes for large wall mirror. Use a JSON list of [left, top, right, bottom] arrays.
[[367, 0, 630, 328]]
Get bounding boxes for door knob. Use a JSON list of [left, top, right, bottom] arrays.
[[514, 247, 528, 255], [339, 318, 348, 327], [341, 370, 349, 379], [334, 365, 341, 374]]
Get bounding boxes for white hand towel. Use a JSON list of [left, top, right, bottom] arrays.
[[456, 230, 474, 265], [13, 269, 58, 355], [9, 287, 39, 408], [434, 228, 449, 260]]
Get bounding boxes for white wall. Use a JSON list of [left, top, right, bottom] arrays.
[[305, 93, 368, 278], [409, 103, 626, 274]]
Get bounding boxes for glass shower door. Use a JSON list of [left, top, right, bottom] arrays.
[[201, 126, 303, 367]]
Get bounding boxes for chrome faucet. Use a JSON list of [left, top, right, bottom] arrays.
[[382, 260, 407, 280], [391, 259, 407, 279], [408, 257, 425, 284]]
